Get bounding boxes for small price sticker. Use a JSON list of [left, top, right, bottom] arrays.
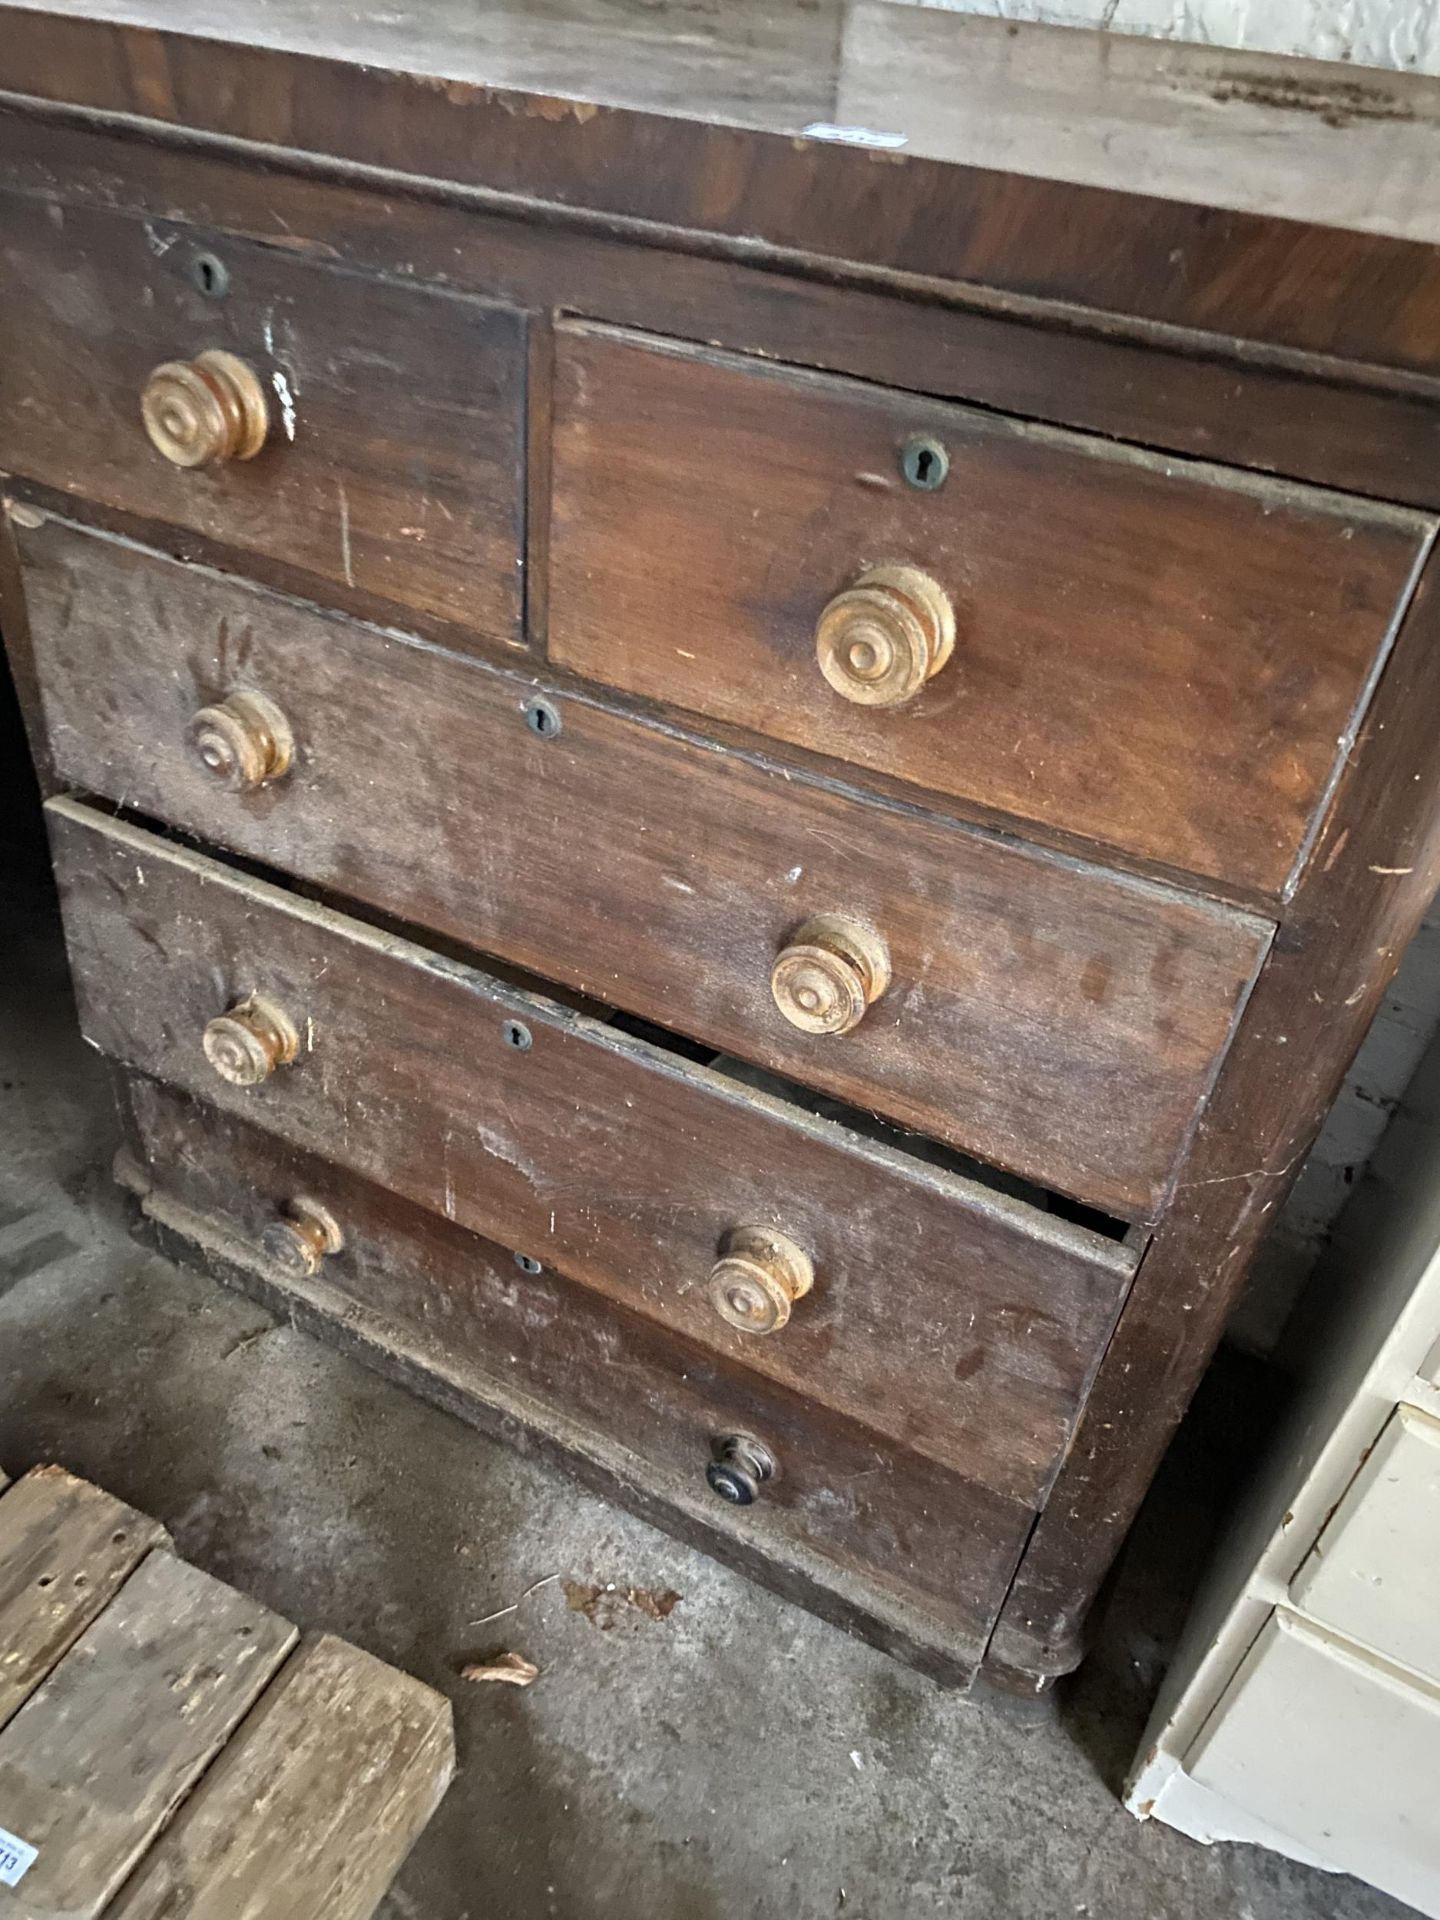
[[0, 1824, 38, 1887]]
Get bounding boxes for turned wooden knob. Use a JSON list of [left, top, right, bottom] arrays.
[[260, 1197, 344, 1280], [188, 690, 293, 791], [141, 350, 270, 467], [708, 1226, 814, 1336], [202, 995, 299, 1087], [770, 915, 890, 1036], [815, 564, 955, 707]]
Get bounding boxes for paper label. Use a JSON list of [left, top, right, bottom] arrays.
[[0, 1825, 37, 1887]]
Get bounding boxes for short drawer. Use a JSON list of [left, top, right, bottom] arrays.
[[0, 193, 525, 640], [17, 513, 1271, 1219], [119, 1074, 1037, 1684], [548, 323, 1433, 896], [49, 799, 1135, 1511], [1290, 1404, 1440, 1683]]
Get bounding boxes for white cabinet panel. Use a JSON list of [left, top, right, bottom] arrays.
[[1292, 1404, 1440, 1682], [1190, 1610, 1440, 1918]]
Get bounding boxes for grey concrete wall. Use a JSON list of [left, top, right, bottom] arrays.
[[903, 0, 1440, 73]]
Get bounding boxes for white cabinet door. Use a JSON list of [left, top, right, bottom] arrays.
[[1189, 1610, 1440, 1918], [1291, 1403, 1440, 1682]]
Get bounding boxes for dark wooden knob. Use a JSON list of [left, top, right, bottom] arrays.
[[141, 350, 270, 467], [260, 1197, 344, 1280], [188, 690, 293, 791], [770, 915, 890, 1036], [202, 995, 299, 1087], [815, 564, 954, 707], [706, 1434, 775, 1507], [708, 1226, 813, 1336]]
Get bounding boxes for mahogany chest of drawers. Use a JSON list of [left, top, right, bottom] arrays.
[[3, 0, 1439, 1690]]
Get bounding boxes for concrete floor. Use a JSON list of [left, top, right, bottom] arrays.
[[0, 874, 1412, 1920]]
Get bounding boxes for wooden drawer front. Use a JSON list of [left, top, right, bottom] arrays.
[[121, 1076, 1036, 1684], [1290, 1405, 1440, 1684], [548, 324, 1433, 895], [49, 800, 1135, 1510], [20, 516, 1270, 1219], [0, 193, 525, 639]]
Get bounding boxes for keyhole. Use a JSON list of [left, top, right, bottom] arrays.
[[900, 435, 949, 491], [502, 1019, 533, 1052], [523, 696, 561, 739], [190, 252, 230, 300]]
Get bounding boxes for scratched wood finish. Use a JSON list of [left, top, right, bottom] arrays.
[[108, 1635, 454, 1920], [120, 1074, 1036, 1682], [0, 192, 526, 641], [0, 1467, 169, 1737], [989, 552, 1440, 1683], [550, 326, 1432, 896], [49, 798, 1134, 1508], [19, 518, 1269, 1219], [5, 6, 1440, 377], [0, 1551, 296, 1920], [4, 113, 1438, 521], [4, 2, 1440, 1697]]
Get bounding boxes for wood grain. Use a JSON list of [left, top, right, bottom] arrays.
[[48, 797, 1133, 1508], [18, 515, 1271, 1218], [550, 324, 1433, 896], [4, 113, 1437, 519], [0, 1466, 169, 1737], [0, 191, 526, 642], [987, 552, 1440, 1682], [3, 7, 1440, 375], [0, 1551, 295, 1919], [120, 1074, 1038, 1683], [108, 1634, 454, 1920]]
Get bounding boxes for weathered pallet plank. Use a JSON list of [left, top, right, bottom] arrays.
[[109, 1634, 455, 1920], [0, 1468, 169, 1737], [0, 1551, 296, 1920]]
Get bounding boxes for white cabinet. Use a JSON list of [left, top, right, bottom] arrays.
[[1190, 1611, 1440, 1915], [1291, 1405, 1440, 1681], [1129, 1040, 1440, 1915]]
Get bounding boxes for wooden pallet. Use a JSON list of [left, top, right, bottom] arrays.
[[0, 1465, 454, 1919]]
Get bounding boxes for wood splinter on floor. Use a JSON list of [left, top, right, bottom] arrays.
[[461, 1651, 540, 1688]]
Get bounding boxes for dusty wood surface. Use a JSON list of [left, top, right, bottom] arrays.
[[121, 1074, 1027, 1681], [989, 549, 1440, 1679], [49, 798, 1132, 1509], [2, 3, 1440, 377], [19, 517, 1270, 1220], [3, 0, 1440, 1695], [0, 1468, 169, 1739], [551, 324, 1433, 897], [108, 1635, 454, 1920], [0, 1551, 295, 1919], [3, 114, 1436, 521], [0, 193, 526, 642]]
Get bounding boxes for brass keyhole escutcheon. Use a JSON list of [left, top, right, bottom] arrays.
[[141, 350, 270, 468], [815, 564, 955, 708], [188, 690, 293, 792], [260, 1196, 344, 1280], [202, 994, 300, 1087], [771, 915, 890, 1037], [707, 1226, 814, 1336]]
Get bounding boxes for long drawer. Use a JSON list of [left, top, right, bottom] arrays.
[[117, 1074, 1038, 1685], [0, 194, 526, 641], [548, 323, 1434, 896], [48, 800, 1136, 1509], [17, 513, 1272, 1219]]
